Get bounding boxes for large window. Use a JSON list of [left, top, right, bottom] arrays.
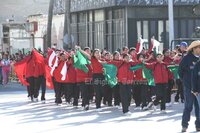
[[78, 12, 87, 47]]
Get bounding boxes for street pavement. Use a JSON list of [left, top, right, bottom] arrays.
[[0, 82, 198, 133]]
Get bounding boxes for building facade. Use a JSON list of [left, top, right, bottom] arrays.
[[69, 0, 200, 51]]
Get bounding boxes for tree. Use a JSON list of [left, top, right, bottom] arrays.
[[46, 0, 54, 50], [63, 0, 72, 50]]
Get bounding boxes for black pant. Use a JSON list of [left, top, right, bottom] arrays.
[[34, 76, 43, 98], [113, 84, 120, 106], [72, 84, 79, 106], [78, 82, 90, 107], [175, 79, 184, 101], [40, 76, 46, 100], [103, 84, 113, 105], [65, 83, 75, 103], [89, 84, 94, 101], [166, 79, 174, 103], [133, 84, 141, 107], [154, 83, 168, 110], [52, 77, 57, 95], [119, 83, 132, 113], [141, 84, 149, 108], [27, 77, 35, 99], [93, 73, 105, 109], [54, 82, 65, 104]]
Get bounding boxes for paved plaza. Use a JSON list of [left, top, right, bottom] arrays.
[[0, 83, 198, 133]]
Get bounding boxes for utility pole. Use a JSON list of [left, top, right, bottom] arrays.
[[168, 0, 175, 49], [46, 0, 54, 51], [63, 0, 72, 50]]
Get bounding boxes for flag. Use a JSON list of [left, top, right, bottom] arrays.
[[73, 50, 91, 73], [48, 51, 56, 67], [148, 38, 160, 54], [102, 64, 118, 88], [14, 56, 30, 86], [61, 61, 67, 81], [136, 38, 145, 54], [142, 65, 155, 86], [130, 63, 155, 86], [45, 64, 54, 89], [129, 64, 143, 71], [168, 65, 179, 79], [32, 49, 44, 63]]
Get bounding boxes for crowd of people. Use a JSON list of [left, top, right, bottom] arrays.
[[2, 40, 200, 132], [14, 42, 186, 111]]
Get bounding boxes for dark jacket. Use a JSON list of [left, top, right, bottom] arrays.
[[192, 60, 200, 93], [178, 52, 199, 89]]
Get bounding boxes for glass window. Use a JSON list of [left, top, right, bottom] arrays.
[[150, 21, 156, 39], [95, 10, 104, 21], [137, 21, 141, 40], [180, 20, 187, 38], [188, 20, 194, 38], [143, 21, 148, 39], [158, 20, 164, 42]]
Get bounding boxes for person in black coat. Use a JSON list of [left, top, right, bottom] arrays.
[[178, 41, 200, 132]]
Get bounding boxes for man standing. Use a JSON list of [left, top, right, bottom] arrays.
[[178, 41, 200, 132]]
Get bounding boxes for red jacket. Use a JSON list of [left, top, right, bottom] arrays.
[[164, 56, 174, 80], [66, 59, 76, 83], [76, 64, 93, 83], [26, 57, 35, 78], [91, 57, 103, 74], [53, 60, 68, 83], [117, 61, 134, 84], [146, 62, 169, 84], [33, 62, 45, 78]]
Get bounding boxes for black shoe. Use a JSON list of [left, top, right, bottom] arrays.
[[41, 97, 46, 101], [181, 99, 184, 103], [196, 128, 200, 132], [181, 127, 187, 132], [84, 105, 89, 111], [174, 99, 179, 102]]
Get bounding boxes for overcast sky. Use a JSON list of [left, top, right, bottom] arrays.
[[0, 0, 49, 23]]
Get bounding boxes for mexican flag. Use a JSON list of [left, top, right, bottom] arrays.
[[73, 50, 91, 73], [102, 64, 118, 88], [148, 38, 160, 55], [130, 63, 155, 86], [168, 65, 179, 80], [14, 56, 31, 86], [136, 37, 145, 54]]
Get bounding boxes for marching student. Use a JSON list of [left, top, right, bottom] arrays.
[[145, 53, 169, 113], [64, 52, 77, 107], [117, 54, 134, 115], [163, 49, 174, 107], [53, 52, 68, 105], [75, 47, 93, 110], [108, 51, 122, 107], [77, 47, 105, 111], [25, 51, 36, 101], [133, 53, 149, 110], [102, 52, 113, 106]]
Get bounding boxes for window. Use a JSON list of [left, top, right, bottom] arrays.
[[143, 21, 148, 39]]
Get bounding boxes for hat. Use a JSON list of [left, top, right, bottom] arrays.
[[187, 40, 200, 51], [180, 42, 188, 47]]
